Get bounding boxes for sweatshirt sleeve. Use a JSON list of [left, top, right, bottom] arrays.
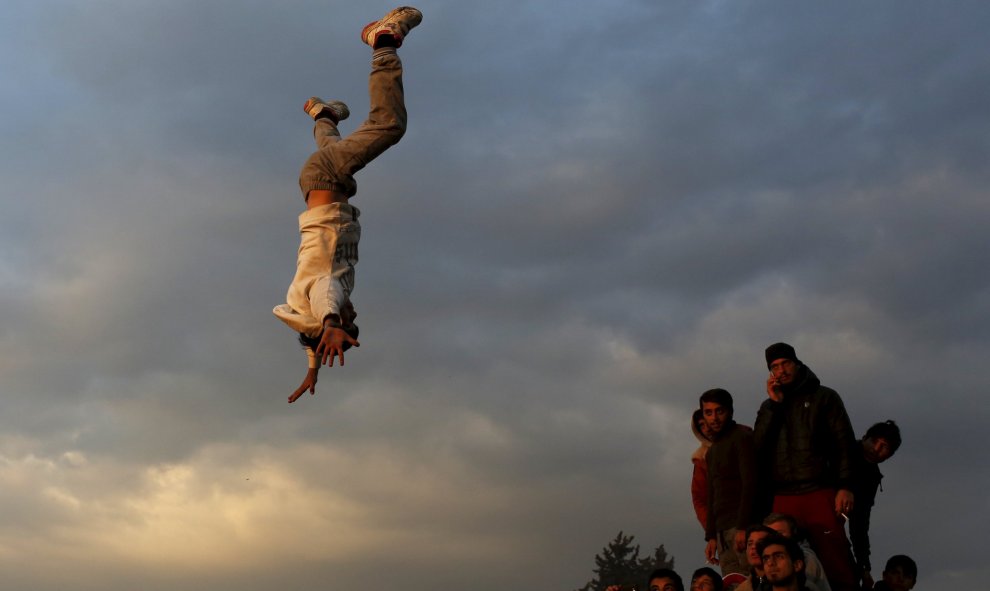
[[308, 274, 348, 326], [735, 430, 758, 530], [849, 472, 881, 573], [705, 448, 716, 540]]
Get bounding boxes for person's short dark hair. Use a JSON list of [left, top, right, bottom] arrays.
[[690, 567, 723, 591], [647, 568, 684, 591], [297, 323, 360, 353], [884, 554, 918, 580], [298, 332, 320, 351], [699, 388, 734, 412], [757, 534, 806, 587], [756, 534, 803, 563], [745, 524, 776, 541], [763, 512, 803, 542], [865, 420, 902, 453]]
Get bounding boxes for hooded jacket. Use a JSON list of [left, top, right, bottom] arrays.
[[753, 365, 857, 495], [691, 412, 713, 529]]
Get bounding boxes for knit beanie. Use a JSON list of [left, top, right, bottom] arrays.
[[765, 342, 801, 369]]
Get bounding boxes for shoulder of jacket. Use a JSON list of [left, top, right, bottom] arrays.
[[815, 384, 841, 399]]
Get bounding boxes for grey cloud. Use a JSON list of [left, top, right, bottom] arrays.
[[0, 0, 987, 588]]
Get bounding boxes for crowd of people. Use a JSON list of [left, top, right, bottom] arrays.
[[637, 553, 916, 591], [679, 342, 916, 591]]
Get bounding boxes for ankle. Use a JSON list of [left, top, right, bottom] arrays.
[[314, 111, 339, 124], [373, 33, 398, 49]]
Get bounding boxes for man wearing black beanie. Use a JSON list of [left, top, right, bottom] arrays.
[[754, 343, 858, 591]]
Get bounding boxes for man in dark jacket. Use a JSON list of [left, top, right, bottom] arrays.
[[754, 343, 858, 591], [849, 421, 902, 589], [702, 388, 757, 577]]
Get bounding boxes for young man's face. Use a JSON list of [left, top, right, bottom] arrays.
[[762, 543, 802, 586], [882, 565, 916, 591], [696, 416, 713, 440], [701, 402, 730, 435], [649, 577, 679, 591], [769, 358, 798, 386], [746, 531, 771, 568], [863, 436, 894, 463], [690, 574, 717, 591]]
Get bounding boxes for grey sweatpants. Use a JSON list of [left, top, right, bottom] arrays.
[[298, 48, 407, 199]]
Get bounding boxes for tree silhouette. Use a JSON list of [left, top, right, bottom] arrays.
[[575, 531, 676, 591]]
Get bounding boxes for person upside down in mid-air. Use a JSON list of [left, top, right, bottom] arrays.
[[273, 6, 422, 403]]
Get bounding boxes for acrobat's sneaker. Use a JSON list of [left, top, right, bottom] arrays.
[[361, 6, 422, 48], [303, 97, 350, 122]]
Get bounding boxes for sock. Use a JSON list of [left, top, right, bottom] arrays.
[[373, 33, 398, 49], [314, 110, 338, 124]]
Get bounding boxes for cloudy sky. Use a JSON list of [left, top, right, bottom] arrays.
[[2, 0, 987, 589]]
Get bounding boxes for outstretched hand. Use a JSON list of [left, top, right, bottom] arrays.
[[316, 326, 360, 367], [289, 367, 319, 403], [289, 321, 359, 403]]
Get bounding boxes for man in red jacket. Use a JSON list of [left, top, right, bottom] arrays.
[[691, 409, 714, 531]]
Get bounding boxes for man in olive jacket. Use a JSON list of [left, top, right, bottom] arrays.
[[755, 343, 858, 591], [702, 388, 757, 577]]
